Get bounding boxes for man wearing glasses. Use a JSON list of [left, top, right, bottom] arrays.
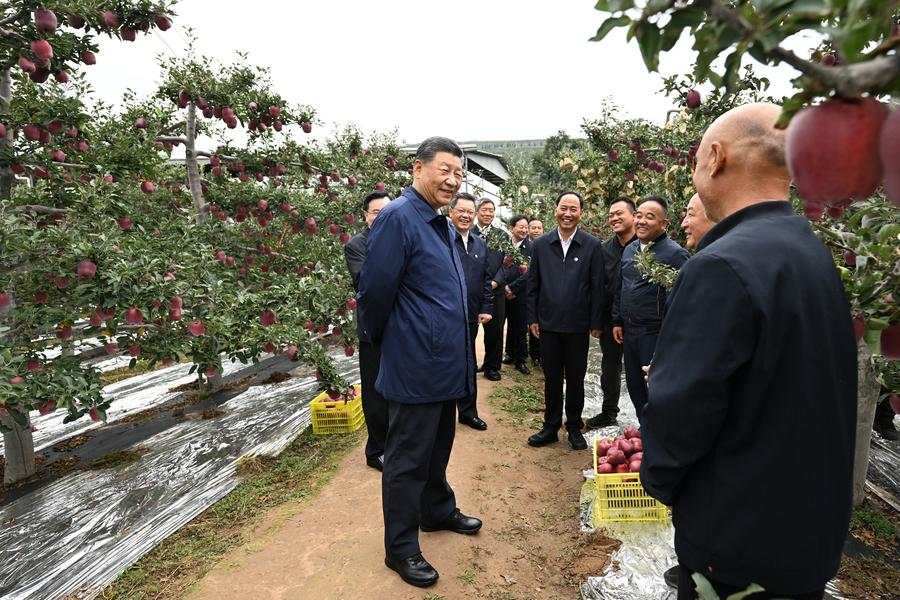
[[344, 190, 391, 471]]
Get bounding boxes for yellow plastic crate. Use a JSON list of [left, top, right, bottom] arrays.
[[592, 438, 668, 523], [310, 385, 364, 435]]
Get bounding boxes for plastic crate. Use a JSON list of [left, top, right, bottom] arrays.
[[310, 385, 364, 435], [592, 438, 668, 523]]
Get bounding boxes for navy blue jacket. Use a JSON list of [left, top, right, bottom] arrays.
[[612, 233, 689, 335], [641, 202, 857, 593], [504, 238, 532, 302], [357, 187, 473, 404], [600, 234, 636, 326], [526, 228, 604, 333], [453, 230, 494, 324], [472, 224, 507, 295]]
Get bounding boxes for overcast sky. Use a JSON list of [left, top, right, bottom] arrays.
[[85, 1, 805, 146]]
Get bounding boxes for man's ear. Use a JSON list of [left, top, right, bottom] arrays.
[[709, 141, 726, 178], [412, 158, 423, 180]]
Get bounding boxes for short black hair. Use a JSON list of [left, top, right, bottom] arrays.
[[363, 191, 390, 213], [609, 196, 636, 212], [638, 195, 669, 217], [477, 198, 496, 210], [509, 214, 528, 228], [451, 192, 477, 209], [528, 217, 543, 225], [416, 136, 463, 163], [556, 191, 584, 209]]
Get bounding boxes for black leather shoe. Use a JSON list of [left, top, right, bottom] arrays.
[[366, 455, 384, 472], [502, 355, 514, 365], [527, 428, 558, 447], [421, 508, 482, 534], [532, 358, 543, 367], [585, 413, 617, 429], [459, 416, 488, 431], [664, 565, 679, 589], [484, 369, 501, 381], [568, 430, 588, 450], [515, 362, 530, 375], [384, 553, 439, 587], [476, 365, 484, 373]]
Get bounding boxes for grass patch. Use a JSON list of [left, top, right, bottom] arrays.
[[491, 383, 543, 428], [460, 567, 478, 586], [100, 356, 189, 387], [836, 555, 900, 600], [851, 503, 898, 542], [97, 427, 363, 600], [87, 448, 148, 470]]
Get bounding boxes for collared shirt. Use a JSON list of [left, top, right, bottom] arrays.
[[557, 228, 575, 258], [459, 230, 470, 253], [514, 238, 525, 249]]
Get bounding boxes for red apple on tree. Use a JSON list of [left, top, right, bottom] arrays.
[[260, 309, 277, 326], [187, 321, 206, 337]]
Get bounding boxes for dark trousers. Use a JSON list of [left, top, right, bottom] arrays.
[[458, 322, 480, 419], [504, 298, 528, 365], [359, 340, 388, 459], [529, 332, 540, 361], [383, 399, 458, 560], [599, 328, 624, 417], [540, 331, 590, 432], [677, 565, 824, 600], [623, 332, 658, 421], [481, 293, 505, 371]]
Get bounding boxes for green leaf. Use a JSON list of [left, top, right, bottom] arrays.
[[661, 9, 705, 51], [589, 15, 632, 42], [751, 0, 793, 11], [608, 0, 635, 11], [841, 20, 879, 61], [725, 583, 766, 600], [785, 0, 829, 16], [9, 408, 27, 428], [637, 22, 663, 71], [594, 0, 610, 10]]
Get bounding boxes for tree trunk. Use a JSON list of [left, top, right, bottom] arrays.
[[1, 69, 13, 201], [853, 344, 880, 506], [2, 413, 35, 485], [184, 102, 207, 224]]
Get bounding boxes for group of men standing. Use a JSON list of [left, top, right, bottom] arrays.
[[343, 103, 859, 600]]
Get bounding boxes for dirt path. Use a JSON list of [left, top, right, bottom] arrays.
[[187, 338, 618, 600]]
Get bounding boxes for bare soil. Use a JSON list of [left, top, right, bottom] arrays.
[[186, 361, 616, 600]]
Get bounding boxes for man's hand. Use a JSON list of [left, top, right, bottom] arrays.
[[491, 280, 498, 290], [612, 326, 624, 344], [530, 323, 540, 339], [590, 329, 601, 339], [642, 364, 651, 384], [505, 285, 515, 300], [479, 313, 493, 324]]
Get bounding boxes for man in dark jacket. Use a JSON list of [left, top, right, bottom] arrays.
[[526, 192, 604, 450], [344, 190, 391, 471], [449, 192, 494, 431], [503, 214, 532, 375], [472, 199, 507, 381], [527, 217, 544, 366], [586, 197, 637, 429], [611, 196, 689, 421], [358, 137, 482, 588], [641, 103, 856, 598]]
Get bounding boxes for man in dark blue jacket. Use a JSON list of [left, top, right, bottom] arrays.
[[503, 214, 532, 375], [586, 197, 637, 429], [473, 199, 508, 381], [526, 192, 605, 450], [611, 196, 689, 421], [449, 192, 494, 431], [358, 137, 482, 588], [344, 190, 391, 471], [642, 103, 856, 598]]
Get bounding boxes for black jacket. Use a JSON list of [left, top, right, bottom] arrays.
[[454, 230, 494, 324], [526, 228, 604, 333], [600, 234, 636, 325], [640, 201, 857, 593], [504, 237, 532, 303], [472, 224, 507, 295], [612, 233, 689, 335], [343, 228, 369, 293]]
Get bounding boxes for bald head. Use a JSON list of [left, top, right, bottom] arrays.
[[693, 102, 792, 222]]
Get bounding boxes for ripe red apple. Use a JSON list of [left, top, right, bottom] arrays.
[[260, 309, 277, 326], [374, 182, 385, 191], [33, 166, 50, 179], [80, 50, 96, 65], [786, 98, 889, 204], [169, 295, 184, 309], [286, 345, 299, 361], [821, 53, 836, 66], [879, 108, 900, 206], [68, 14, 86, 28], [163, 271, 176, 281], [608, 149, 618, 161], [141, 181, 155, 194], [54, 276, 69, 289], [344, 346, 355, 357], [118, 216, 133, 230], [105, 342, 118, 353], [50, 149, 66, 162], [35, 291, 49, 303], [686, 89, 701, 109], [221, 107, 235, 120], [76, 140, 89, 152], [76, 259, 97, 278], [30, 67, 50, 83], [187, 321, 206, 337], [121, 27, 136, 41], [269, 106, 281, 116], [23, 124, 40, 141], [18, 55, 36, 73], [31, 39, 53, 61], [301, 121, 312, 133], [57, 325, 73, 340], [257, 199, 269, 211], [882, 323, 900, 360], [225, 256, 236, 267], [125, 307, 143, 325], [169, 308, 182, 321], [134, 117, 148, 129], [0, 292, 11, 309], [154, 15, 172, 30], [99, 10, 120, 28], [204, 366, 218, 378], [128, 345, 141, 357]]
